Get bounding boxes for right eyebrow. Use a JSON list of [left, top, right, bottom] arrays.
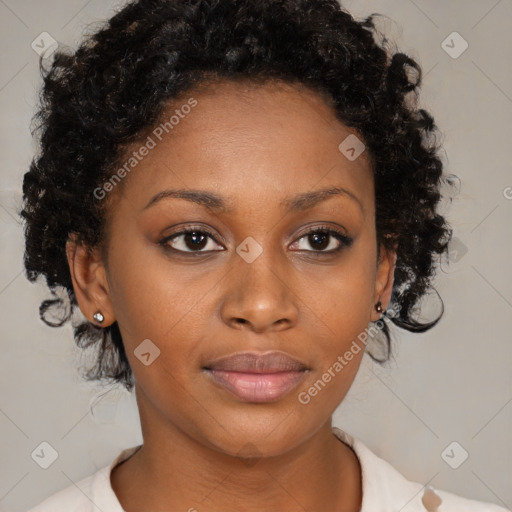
[[143, 188, 235, 214]]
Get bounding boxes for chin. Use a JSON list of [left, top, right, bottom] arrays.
[[195, 407, 320, 460]]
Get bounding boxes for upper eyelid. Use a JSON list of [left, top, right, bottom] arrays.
[[165, 225, 345, 240], [162, 225, 349, 251]]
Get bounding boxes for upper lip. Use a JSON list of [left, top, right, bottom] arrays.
[[203, 351, 309, 373]]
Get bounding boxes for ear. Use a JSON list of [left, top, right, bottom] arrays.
[[65, 234, 115, 326], [371, 243, 397, 322]]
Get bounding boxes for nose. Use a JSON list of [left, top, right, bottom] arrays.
[[220, 252, 299, 334]]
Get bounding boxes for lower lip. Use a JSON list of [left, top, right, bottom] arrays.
[[205, 370, 306, 403]]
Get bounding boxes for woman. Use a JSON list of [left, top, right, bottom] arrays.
[[21, 0, 508, 510]]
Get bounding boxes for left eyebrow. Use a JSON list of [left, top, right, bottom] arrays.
[[282, 186, 364, 215]]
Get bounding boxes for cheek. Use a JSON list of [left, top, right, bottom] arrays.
[[299, 246, 376, 388], [305, 249, 376, 337], [295, 269, 372, 411], [105, 237, 218, 365]]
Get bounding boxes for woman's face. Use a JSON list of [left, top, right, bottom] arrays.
[[74, 80, 396, 457]]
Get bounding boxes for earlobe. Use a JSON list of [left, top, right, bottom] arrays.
[[65, 235, 115, 326], [372, 244, 398, 321]]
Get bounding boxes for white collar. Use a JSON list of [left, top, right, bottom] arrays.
[[91, 427, 505, 512]]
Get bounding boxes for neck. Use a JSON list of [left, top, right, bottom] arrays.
[[111, 392, 362, 512]]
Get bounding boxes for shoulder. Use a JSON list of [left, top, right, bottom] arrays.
[[332, 427, 510, 512], [26, 445, 142, 512], [26, 469, 100, 512]]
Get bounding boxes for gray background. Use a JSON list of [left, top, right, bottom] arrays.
[[0, 0, 511, 510]]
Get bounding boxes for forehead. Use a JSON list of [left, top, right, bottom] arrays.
[[108, 79, 374, 218]]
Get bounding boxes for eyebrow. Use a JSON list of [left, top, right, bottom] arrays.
[[283, 186, 364, 215], [143, 188, 233, 213], [143, 186, 363, 215]]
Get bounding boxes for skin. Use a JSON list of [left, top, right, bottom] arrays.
[[66, 79, 397, 512]]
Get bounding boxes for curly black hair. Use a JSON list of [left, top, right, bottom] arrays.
[[21, 0, 457, 392]]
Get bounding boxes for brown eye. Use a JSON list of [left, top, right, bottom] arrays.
[[291, 227, 353, 253], [160, 228, 224, 253]]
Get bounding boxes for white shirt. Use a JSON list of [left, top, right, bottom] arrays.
[[27, 427, 509, 511]]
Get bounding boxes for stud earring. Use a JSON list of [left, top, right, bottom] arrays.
[[375, 301, 383, 313], [93, 311, 104, 323]]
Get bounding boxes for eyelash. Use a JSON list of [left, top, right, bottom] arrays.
[[159, 225, 353, 256]]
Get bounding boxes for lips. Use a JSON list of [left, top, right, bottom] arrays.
[[203, 351, 309, 403]]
